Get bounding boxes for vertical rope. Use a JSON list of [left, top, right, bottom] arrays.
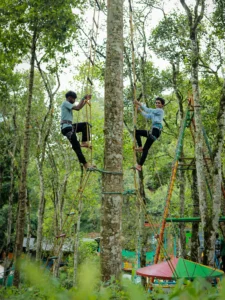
[[51, 2, 103, 263], [128, 0, 138, 189], [83, 0, 102, 163], [127, 0, 178, 282]]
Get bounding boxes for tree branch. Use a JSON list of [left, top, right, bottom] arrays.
[[180, 0, 193, 27]]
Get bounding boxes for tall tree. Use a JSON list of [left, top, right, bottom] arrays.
[[73, 167, 84, 286], [1, 0, 81, 286], [207, 0, 225, 265], [190, 167, 200, 262], [149, 13, 190, 256], [14, 29, 37, 286], [35, 59, 60, 262], [101, 0, 123, 281], [180, 0, 209, 261]]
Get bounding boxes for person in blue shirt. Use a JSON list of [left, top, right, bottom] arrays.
[[134, 97, 165, 172], [61, 91, 95, 169]]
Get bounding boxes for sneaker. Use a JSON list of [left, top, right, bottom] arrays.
[[135, 147, 143, 152], [135, 164, 142, 172], [81, 142, 92, 149], [84, 163, 96, 170]]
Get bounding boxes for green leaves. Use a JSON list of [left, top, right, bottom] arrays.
[[1, 259, 225, 300], [149, 13, 190, 63]]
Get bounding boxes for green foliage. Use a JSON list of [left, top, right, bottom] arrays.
[[149, 13, 190, 63], [1, 259, 225, 299], [1, 0, 225, 296], [152, 278, 219, 300], [212, 0, 225, 39], [78, 240, 99, 261], [1, 0, 83, 61]]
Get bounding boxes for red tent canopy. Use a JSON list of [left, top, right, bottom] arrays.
[[136, 257, 224, 280], [137, 258, 178, 279]]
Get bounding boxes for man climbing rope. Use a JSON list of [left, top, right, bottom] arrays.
[[60, 91, 95, 169], [134, 97, 165, 172]]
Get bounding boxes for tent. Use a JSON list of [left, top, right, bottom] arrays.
[[136, 257, 224, 280], [122, 250, 155, 261]]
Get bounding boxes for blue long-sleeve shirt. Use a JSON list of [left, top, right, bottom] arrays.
[[140, 104, 164, 130]]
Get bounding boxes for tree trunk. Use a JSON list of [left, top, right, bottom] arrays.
[[208, 80, 225, 265], [35, 59, 59, 262], [73, 198, 82, 286], [25, 190, 31, 255], [53, 244, 64, 278], [73, 168, 84, 286], [171, 60, 186, 257], [0, 166, 3, 206], [190, 168, 200, 262], [49, 147, 69, 278], [171, 60, 184, 120], [101, 0, 123, 282], [180, 0, 209, 262], [191, 46, 207, 226], [36, 159, 46, 261], [13, 29, 37, 287], [4, 136, 17, 286], [137, 171, 147, 287]]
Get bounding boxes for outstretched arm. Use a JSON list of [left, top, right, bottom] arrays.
[[134, 100, 154, 119], [134, 100, 154, 113], [135, 100, 162, 115], [72, 95, 92, 110]]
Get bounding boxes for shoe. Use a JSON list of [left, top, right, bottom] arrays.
[[81, 142, 92, 149], [84, 163, 96, 170], [135, 165, 142, 172], [135, 147, 143, 152]]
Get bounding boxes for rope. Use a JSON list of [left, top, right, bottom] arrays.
[[102, 192, 122, 195], [46, 169, 92, 267], [127, 0, 178, 280], [65, 9, 103, 250], [153, 105, 199, 276], [83, 0, 102, 164], [128, 0, 138, 175], [153, 105, 191, 268], [55, 171, 91, 260], [136, 189, 179, 278], [155, 98, 223, 280], [90, 189, 136, 195], [60, 171, 91, 231], [87, 168, 123, 175]]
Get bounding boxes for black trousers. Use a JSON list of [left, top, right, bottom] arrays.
[[135, 127, 161, 166], [222, 256, 225, 272], [61, 122, 90, 165]]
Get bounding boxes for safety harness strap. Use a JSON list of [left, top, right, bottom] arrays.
[[60, 120, 72, 125]]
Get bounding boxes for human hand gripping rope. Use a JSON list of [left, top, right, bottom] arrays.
[[82, 94, 92, 107], [80, 94, 94, 151]]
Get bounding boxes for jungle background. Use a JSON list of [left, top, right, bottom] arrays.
[[1, 0, 225, 298]]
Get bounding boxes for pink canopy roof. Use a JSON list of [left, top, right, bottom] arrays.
[[136, 257, 179, 279], [136, 257, 224, 279]]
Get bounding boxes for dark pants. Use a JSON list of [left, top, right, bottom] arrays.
[[61, 122, 90, 165], [214, 254, 220, 269], [135, 127, 161, 166], [222, 256, 225, 272]]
